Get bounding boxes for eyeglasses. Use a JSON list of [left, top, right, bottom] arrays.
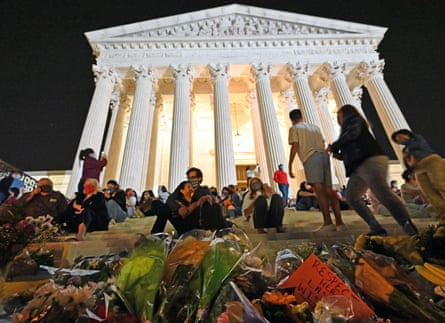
[[188, 175, 200, 179]]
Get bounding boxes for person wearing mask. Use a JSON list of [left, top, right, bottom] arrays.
[[273, 164, 290, 207], [242, 177, 285, 233], [328, 105, 418, 235], [14, 178, 67, 219], [103, 179, 128, 223], [71, 178, 109, 240], [78, 148, 107, 194]]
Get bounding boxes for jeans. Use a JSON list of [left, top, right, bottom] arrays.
[[346, 155, 417, 234], [278, 183, 289, 206]]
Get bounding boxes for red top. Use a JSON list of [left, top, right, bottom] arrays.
[[81, 156, 107, 181], [273, 169, 289, 185]]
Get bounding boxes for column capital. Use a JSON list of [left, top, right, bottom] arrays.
[[357, 60, 385, 82], [287, 62, 309, 80], [314, 87, 330, 105], [170, 64, 192, 81], [250, 62, 271, 80], [92, 65, 119, 83], [280, 88, 297, 108], [109, 91, 121, 110], [322, 61, 346, 80], [131, 65, 155, 82], [351, 86, 363, 105], [208, 63, 229, 79]]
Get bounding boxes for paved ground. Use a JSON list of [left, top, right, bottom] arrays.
[[86, 208, 438, 251]]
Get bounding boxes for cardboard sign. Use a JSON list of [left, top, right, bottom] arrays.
[[278, 253, 374, 318]]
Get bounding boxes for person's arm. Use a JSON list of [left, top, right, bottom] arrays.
[[288, 142, 300, 178]]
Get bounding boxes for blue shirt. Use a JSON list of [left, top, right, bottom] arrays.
[[402, 134, 435, 161]]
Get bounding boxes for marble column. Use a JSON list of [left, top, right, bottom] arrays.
[[119, 65, 155, 193], [288, 62, 323, 126], [247, 91, 269, 184], [66, 65, 118, 197], [140, 90, 158, 191], [209, 64, 237, 190], [146, 97, 162, 190], [279, 88, 304, 189], [314, 87, 347, 185], [168, 65, 192, 190], [100, 91, 120, 185], [103, 97, 131, 184], [358, 60, 411, 162], [251, 63, 287, 185]]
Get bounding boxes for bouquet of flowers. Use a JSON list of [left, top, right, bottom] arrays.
[[0, 214, 61, 270]]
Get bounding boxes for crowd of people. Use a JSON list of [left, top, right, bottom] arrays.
[[1, 104, 444, 241]]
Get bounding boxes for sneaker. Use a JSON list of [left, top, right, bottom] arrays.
[[366, 228, 388, 236], [336, 224, 348, 232], [314, 224, 336, 232]]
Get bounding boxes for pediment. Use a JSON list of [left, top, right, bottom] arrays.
[[86, 4, 386, 42]]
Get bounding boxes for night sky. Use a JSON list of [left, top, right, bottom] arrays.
[[1, 0, 444, 171]]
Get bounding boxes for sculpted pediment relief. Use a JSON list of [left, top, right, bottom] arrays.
[[118, 14, 347, 39], [87, 4, 386, 43]]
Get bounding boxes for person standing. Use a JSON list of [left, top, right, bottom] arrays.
[[328, 104, 418, 235], [288, 109, 345, 232], [273, 164, 290, 207], [78, 148, 107, 194]]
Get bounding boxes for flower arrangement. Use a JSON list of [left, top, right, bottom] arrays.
[[0, 214, 62, 270]]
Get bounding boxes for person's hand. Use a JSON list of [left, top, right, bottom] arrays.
[[101, 152, 107, 160], [326, 144, 332, 153]]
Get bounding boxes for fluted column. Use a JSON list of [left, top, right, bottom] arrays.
[[314, 87, 347, 185], [279, 88, 304, 189], [100, 91, 120, 185], [358, 60, 411, 162], [247, 91, 269, 183], [102, 92, 121, 158], [251, 63, 287, 185], [119, 65, 155, 193], [168, 65, 192, 189], [140, 90, 158, 191], [103, 97, 131, 183], [66, 65, 118, 197], [146, 97, 162, 190], [288, 62, 323, 126], [209, 64, 237, 190], [323, 62, 356, 107]]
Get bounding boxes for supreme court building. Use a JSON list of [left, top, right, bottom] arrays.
[[66, 4, 410, 196]]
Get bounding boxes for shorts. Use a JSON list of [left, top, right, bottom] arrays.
[[303, 151, 332, 186]]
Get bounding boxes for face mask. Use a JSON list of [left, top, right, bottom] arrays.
[[38, 185, 52, 193], [190, 180, 200, 189], [84, 184, 95, 194]]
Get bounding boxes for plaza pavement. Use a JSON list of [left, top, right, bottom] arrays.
[[70, 208, 438, 258]]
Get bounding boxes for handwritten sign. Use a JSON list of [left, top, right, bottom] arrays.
[[278, 253, 374, 318]]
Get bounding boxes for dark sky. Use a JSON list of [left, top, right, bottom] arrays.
[[1, 0, 444, 171]]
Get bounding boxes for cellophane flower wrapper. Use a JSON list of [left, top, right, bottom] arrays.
[[194, 233, 245, 321], [116, 235, 166, 321], [211, 281, 269, 323], [331, 245, 445, 322], [273, 249, 304, 287], [11, 280, 96, 323], [153, 230, 212, 323]]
